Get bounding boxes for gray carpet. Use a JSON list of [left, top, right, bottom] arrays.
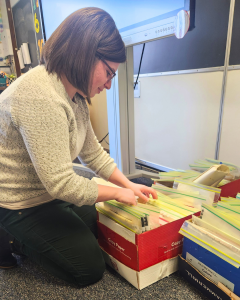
[[0, 255, 209, 300]]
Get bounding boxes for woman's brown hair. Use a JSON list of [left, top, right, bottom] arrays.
[[41, 7, 126, 104]]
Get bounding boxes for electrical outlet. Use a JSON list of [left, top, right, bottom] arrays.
[[134, 81, 140, 98]]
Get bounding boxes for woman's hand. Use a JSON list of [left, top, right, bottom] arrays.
[[107, 167, 158, 205], [96, 185, 137, 206], [126, 182, 158, 203], [115, 188, 137, 206]]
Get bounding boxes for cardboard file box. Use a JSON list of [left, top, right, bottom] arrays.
[[181, 237, 240, 298], [102, 247, 178, 290], [97, 211, 200, 271]]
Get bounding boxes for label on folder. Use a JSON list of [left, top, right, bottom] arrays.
[[186, 253, 234, 292]]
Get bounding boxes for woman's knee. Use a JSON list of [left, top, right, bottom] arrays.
[[88, 257, 106, 284], [75, 251, 106, 287]]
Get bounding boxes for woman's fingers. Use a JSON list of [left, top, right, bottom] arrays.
[[151, 189, 158, 199], [137, 197, 146, 204], [141, 186, 158, 199], [135, 191, 149, 203]]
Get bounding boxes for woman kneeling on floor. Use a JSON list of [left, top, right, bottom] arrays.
[[0, 7, 157, 287]]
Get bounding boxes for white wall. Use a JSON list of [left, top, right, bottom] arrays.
[[89, 90, 109, 149], [89, 70, 240, 170], [134, 72, 223, 170], [219, 70, 240, 166]]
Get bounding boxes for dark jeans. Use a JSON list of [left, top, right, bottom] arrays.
[[0, 200, 105, 286]]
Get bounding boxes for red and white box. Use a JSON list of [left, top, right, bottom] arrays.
[[98, 211, 200, 272]]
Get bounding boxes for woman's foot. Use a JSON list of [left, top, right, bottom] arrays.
[[9, 239, 26, 258], [0, 227, 17, 269], [0, 253, 17, 269]]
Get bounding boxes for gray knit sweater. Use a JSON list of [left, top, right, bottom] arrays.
[[0, 65, 116, 209]]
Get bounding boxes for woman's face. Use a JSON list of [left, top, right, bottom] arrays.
[[89, 59, 120, 97]]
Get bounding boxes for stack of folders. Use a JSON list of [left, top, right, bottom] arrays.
[[179, 199, 240, 268], [154, 170, 201, 186], [172, 179, 221, 206], [154, 158, 239, 188], [221, 196, 240, 206], [152, 182, 217, 209], [189, 158, 240, 182], [95, 181, 200, 234]]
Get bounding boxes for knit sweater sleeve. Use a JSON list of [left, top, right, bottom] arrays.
[[11, 94, 99, 207], [78, 119, 117, 180]]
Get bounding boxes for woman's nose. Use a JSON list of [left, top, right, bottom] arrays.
[[104, 80, 112, 90]]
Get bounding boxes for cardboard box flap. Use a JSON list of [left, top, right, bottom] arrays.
[[137, 256, 178, 290], [98, 221, 139, 270], [98, 212, 136, 244]]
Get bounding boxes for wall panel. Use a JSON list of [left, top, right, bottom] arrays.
[[134, 72, 223, 169], [89, 90, 109, 150], [219, 70, 240, 166]]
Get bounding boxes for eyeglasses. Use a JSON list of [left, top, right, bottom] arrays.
[[97, 55, 116, 83]]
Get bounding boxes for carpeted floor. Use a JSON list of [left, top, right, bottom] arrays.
[[0, 255, 209, 300]]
